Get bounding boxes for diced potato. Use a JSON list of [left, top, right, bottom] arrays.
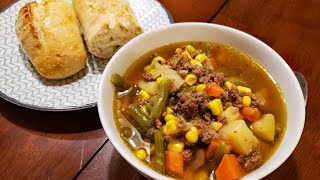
[[138, 81, 159, 96], [219, 120, 259, 155], [220, 107, 244, 123], [252, 114, 275, 141], [154, 63, 184, 92]]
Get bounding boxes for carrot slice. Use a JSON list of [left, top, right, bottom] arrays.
[[216, 154, 245, 180], [205, 83, 224, 97], [205, 141, 219, 159], [241, 107, 261, 122], [165, 151, 184, 177]]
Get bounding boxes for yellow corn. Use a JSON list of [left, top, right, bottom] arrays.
[[165, 120, 179, 135], [140, 105, 148, 115], [181, 51, 192, 59], [242, 95, 251, 106], [175, 48, 183, 54], [190, 60, 202, 66], [208, 99, 223, 115], [138, 90, 150, 101], [167, 141, 185, 153], [185, 126, 198, 143], [211, 122, 223, 131], [136, 149, 147, 160], [185, 74, 197, 86], [186, 45, 196, 53], [153, 56, 166, 64], [156, 77, 162, 84], [196, 84, 206, 92], [224, 81, 233, 91], [162, 125, 168, 135], [144, 65, 152, 72], [166, 107, 174, 114], [150, 69, 156, 75], [164, 114, 175, 122], [195, 53, 208, 63], [238, 86, 252, 93]]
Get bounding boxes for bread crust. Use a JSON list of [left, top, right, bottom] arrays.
[[72, 0, 143, 59], [16, 0, 87, 79]]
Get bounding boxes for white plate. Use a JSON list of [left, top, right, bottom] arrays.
[[0, 0, 173, 111]]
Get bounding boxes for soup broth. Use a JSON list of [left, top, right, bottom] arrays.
[[113, 41, 287, 179]]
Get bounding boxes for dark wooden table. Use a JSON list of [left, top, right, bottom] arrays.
[[0, 0, 319, 179]]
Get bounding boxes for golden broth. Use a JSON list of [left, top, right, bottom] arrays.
[[114, 41, 287, 178]]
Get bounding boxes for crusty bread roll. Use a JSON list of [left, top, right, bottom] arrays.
[[16, 0, 87, 79], [72, 0, 143, 59]]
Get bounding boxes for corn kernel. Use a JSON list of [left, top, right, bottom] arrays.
[[153, 56, 166, 64], [208, 99, 223, 115], [238, 86, 252, 93], [185, 74, 197, 86], [190, 60, 202, 66], [196, 84, 206, 92], [162, 125, 168, 135], [166, 120, 179, 135], [181, 51, 192, 59], [186, 127, 198, 143], [224, 81, 233, 91], [156, 77, 162, 84], [165, 114, 175, 122], [242, 95, 251, 106], [138, 90, 150, 101], [167, 141, 185, 153], [144, 65, 152, 72], [211, 122, 223, 131], [140, 105, 148, 115], [186, 45, 196, 53], [136, 149, 147, 160], [166, 107, 174, 114], [195, 53, 208, 63], [150, 69, 156, 75], [175, 48, 183, 54]]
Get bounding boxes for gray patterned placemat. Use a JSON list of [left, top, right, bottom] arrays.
[[0, 0, 172, 111]]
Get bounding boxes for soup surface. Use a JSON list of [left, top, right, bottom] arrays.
[[112, 42, 287, 179]]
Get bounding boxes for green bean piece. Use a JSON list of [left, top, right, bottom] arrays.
[[154, 130, 165, 174], [110, 73, 132, 91], [127, 104, 153, 133], [145, 103, 153, 113], [213, 142, 231, 163], [150, 78, 172, 120]]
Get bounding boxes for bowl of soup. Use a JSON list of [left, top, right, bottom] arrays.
[[98, 23, 305, 180]]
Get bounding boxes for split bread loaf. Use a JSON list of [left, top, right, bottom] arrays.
[[16, 0, 87, 79], [72, 0, 143, 59]]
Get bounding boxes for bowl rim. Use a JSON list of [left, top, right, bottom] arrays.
[[98, 22, 305, 180]]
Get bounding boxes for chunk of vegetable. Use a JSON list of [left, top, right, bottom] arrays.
[[186, 45, 196, 53], [215, 154, 245, 180], [238, 86, 252, 93], [136, 149, 147, 160], [219, 120, 259, 155], [242, 95, 251, 106], [213, 142, 231, 163], [185, 126, 198, 143], [220, 107, 244, 123], [252, 114, 276, 141], [185, 74, 197, 86], [110, 73, 131, 91], [138, 90, 150, 101], [205, 141, 219, 159], [138, 81, 159, 96], [154, 63, 184, 92], [241, 107, 261, 122], [167, 141, 184, 153], [150, 78, 172, 120], [208, 99, 223, 115], [163, 120, 179, 135], [205, 83, 224, 97], [165, 151, 184, 177], [154, 130, 165, 174], [127, 104, 153, 133]]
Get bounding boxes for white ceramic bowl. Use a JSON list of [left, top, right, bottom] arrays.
[[98, 23, 305, 180]]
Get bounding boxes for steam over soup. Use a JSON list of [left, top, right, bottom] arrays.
[[111, 42, 287, 180]]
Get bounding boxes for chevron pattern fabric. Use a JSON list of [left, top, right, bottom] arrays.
[[0, 0, 172, 110]]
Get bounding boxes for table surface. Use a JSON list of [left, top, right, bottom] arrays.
[[0, 0, 319, 179]]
